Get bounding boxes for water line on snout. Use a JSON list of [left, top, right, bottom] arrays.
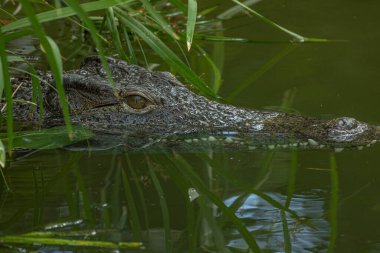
[[158, 131, 377, 152]]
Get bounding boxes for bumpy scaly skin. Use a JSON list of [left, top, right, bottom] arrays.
[[4, 56, 380, 150]]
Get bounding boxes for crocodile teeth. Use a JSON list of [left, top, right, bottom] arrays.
[[201, 137, 208, 141], [308, 139, 319, 146], [225, 137, 233, 143], [334, 147, 344, 152], [357, 146, 364, 150], [185, 139, 192, 143], [192, 138, 199, 142], [208, 136, 217, 142]]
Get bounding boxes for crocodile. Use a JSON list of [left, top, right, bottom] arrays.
[[3, 56, 379, 151]]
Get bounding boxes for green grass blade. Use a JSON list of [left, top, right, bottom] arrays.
[[0, 34, 6, 96], [0, 7, 17, 20], [227, 188, 299, 219], [0, 139, 10, 191], [218, 0, 261, 20], [46, 36, 72, 136], [304, 37, 333, 43], [186, 201, 197, 252], [45, 36, 63, 72], [196, 45, 222, 93], [114, 7, 216, 98], [110, 160, 123, 228], [8, 66, 46, 126], [327, 153, 339, 253], [125, 155, 150, 235], [3, 30, 34, 43], [186, 0, 197, 51], [154, 155, 198, 250], [280, 210, 292, 253], [122, 27, 138, 64], [139, 0, 179, 40], [169, 155, 262, 252], [193, 34, 265, 43], [63, 0, 114, 89], [28, 64, 38, 118], [211, 22, 225, 92], [63, 176, 78, 220], [100, 155, 117, 228], [120, 167, 143, 240], [136, 36, 149, 68], [0, 140, 5, 169], [198, 196, 227, 251], [199, 6, 218, 16], [22, 229, 121, 238], [0, 236, 143, 249], [147, 158, 172, 253], [73, 165, 95, 226], [285, 151, 298, 208], [0, 126, 93, 150], [231, 0, 305, 41], [34, 67, 45, 125], [227, 44, 296, 101], [1, 0, 135, 33], [0, 33, 14, 153], [32, 168, 44, 227], [193, 34, 336, 43], [252, 151, 275, 189], [168, 0, 187, 13], [105, 7, 129, 61], [19, 0, 72, 137]]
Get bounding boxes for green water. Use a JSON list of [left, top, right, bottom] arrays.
[[2, 0, 380, 252]]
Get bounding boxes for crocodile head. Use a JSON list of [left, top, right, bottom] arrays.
[[43, 56, 379, 150], [263, 114, 379, 150]]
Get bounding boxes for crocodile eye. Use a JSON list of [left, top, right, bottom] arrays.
[[120, 89, 158, 113], [126, 95, 150, 109]]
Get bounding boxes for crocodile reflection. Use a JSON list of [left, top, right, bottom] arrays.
[[5, 56, 380, 151]]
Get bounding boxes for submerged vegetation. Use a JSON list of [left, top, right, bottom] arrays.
[[0, 1, 345, 252]]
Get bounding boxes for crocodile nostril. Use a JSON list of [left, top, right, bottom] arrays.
[[375, 126, 380, 140], [336, 117, 358, 130]]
